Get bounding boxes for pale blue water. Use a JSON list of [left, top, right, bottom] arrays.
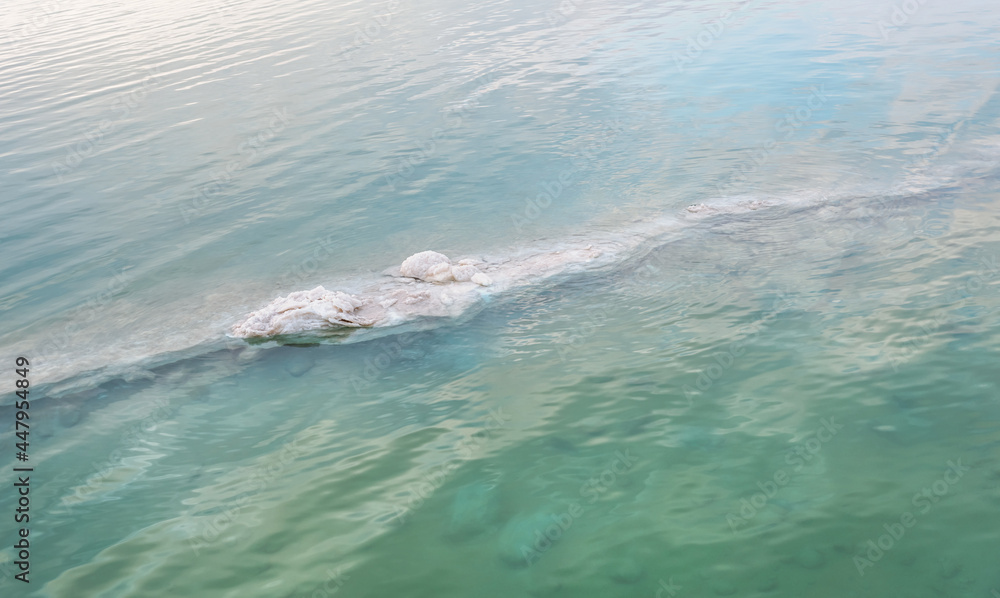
[[2, 0, 1000, 596]]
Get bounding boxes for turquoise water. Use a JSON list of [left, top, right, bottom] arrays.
[[2, 0, 1000, 595]]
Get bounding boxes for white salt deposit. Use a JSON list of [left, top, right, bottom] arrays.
[[230, 287, 373, 337], [399, 251, 492, 285], [686, 198, 770, 216], [230, 181, 949, 340], [12, 175, 968, 395], [231, 245, 611, 338]]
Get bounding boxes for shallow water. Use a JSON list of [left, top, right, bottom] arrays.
[[2, 0, 1000, 596]]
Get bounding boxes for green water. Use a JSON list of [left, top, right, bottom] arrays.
[[5, 181, 998, 597], [3, 0, 1000, 595]]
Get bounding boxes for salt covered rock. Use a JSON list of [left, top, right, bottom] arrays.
[[451, 264, 479, 282], [399, 251, 452, 281], [230, 286, 372, 337], [232, 244, 602, 339], [399, 251, 491, 285], [498, 512, 554, 567], [446, 482, 499, 539]]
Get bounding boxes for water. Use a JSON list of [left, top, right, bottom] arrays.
[[2, 0, 1000, 595]]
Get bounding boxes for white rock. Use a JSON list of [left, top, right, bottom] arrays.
[[230, 286, 372, 337], [451, 264, 479, 282], [399, 251, 452, 280], [399, 250, 490, 285]]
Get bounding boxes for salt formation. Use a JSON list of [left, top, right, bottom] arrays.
[[231, 245, 609, 339], [230, 287, 372, 337], [234, 189, 915, 341], [685, 198, 769, 216], [399, 251, 492, 286], [231, 250, 504, 338]]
